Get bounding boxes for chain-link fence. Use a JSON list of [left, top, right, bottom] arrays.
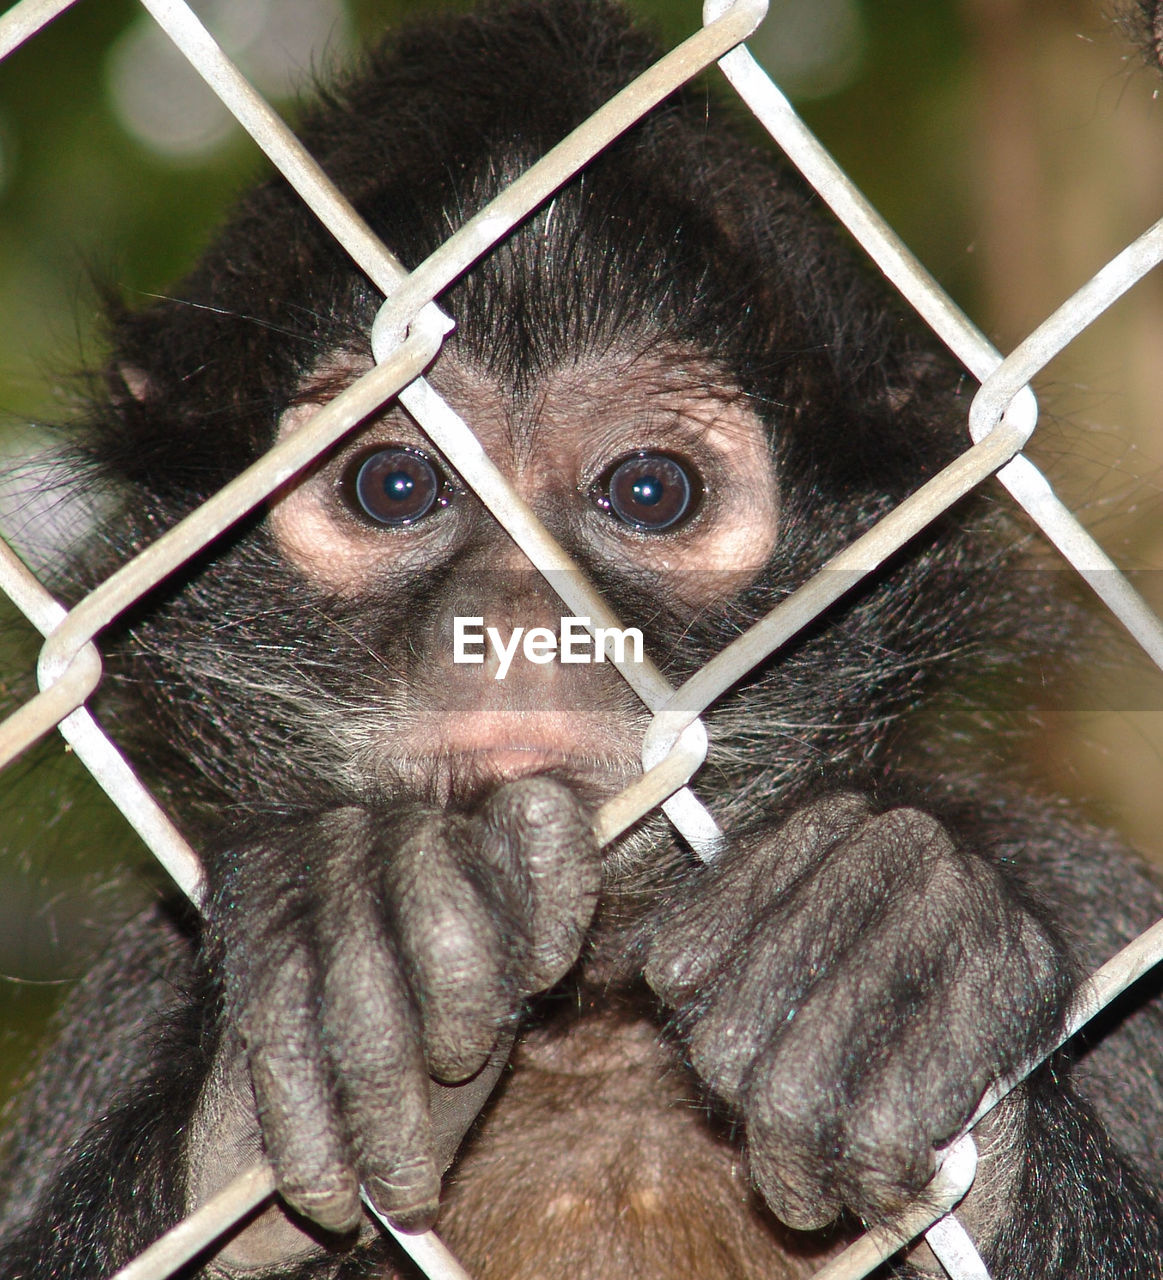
[[1, 1, 1163, 1278]]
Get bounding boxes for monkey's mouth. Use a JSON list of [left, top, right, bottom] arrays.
[[380, 749, 637, 808], [444, 746, 575, 780], [382, 714, 640, 802]]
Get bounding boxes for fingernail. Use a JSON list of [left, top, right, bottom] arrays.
[[362, 1174, 439, 1232]]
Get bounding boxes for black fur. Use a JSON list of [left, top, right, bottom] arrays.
[[3, 2, 1163, 1277]]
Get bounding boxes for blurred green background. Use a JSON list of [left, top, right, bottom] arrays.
[[1, 0, 1162, 1109]]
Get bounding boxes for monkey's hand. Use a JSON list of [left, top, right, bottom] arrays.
[[642, 793, 1073, 1230], [204, 775, 600, 1235]]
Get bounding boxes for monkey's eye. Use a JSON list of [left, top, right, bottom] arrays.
[[592, 451, 702, 532], [340, 447, 449, 527]]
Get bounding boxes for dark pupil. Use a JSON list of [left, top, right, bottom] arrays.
[[631, 476, 663, 506], [352, 449, 440, 525], [607, 454, 693, 530]]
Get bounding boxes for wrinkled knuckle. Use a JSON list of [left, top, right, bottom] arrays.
[[887, 806, 948, 847], [849, 1111, 932, 1196], [863, 808, 953, 878], [420, 903, 496, 979], [427, 1027, 499, 1083], [399, 812, 462, 861], [747, 1067, 837, 1166], [494, 778, 595, 861], [523, 919, 585, 990], [807, 792, 877, 835]]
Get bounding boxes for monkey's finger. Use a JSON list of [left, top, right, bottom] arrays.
[[479, 775, 601, 991], [838, 887, 1066, 1214], [307, 810, 443, 1226], [737, 971, 871, 1230], [242, 944, 361, 1234], [317, 908, 439, 1229], [383, 814, 512, 1085]]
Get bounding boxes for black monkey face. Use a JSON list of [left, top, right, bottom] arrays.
[[264, 346, 778, 804], [71, 0, 974, 846]]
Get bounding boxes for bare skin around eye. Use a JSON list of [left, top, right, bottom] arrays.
[[269, 351, 779, 608]]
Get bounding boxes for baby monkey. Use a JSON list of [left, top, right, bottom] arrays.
[[3, 2, 1163, 1278]]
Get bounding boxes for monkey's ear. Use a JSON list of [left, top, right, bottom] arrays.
[[113, 365, 151, 404]]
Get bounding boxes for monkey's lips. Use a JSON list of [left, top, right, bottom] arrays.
[[448, 746, 574, 780], [387, 714, 639, 797]]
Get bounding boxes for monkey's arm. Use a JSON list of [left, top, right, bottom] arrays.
[[0, 902, 205, 1278], [641, 793, 1163, 1275]]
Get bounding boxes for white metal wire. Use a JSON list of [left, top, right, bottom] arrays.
[[0, 1, 1161, 1279], [0, 0, 78, 60], [107, 1166, 275, 1280]]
